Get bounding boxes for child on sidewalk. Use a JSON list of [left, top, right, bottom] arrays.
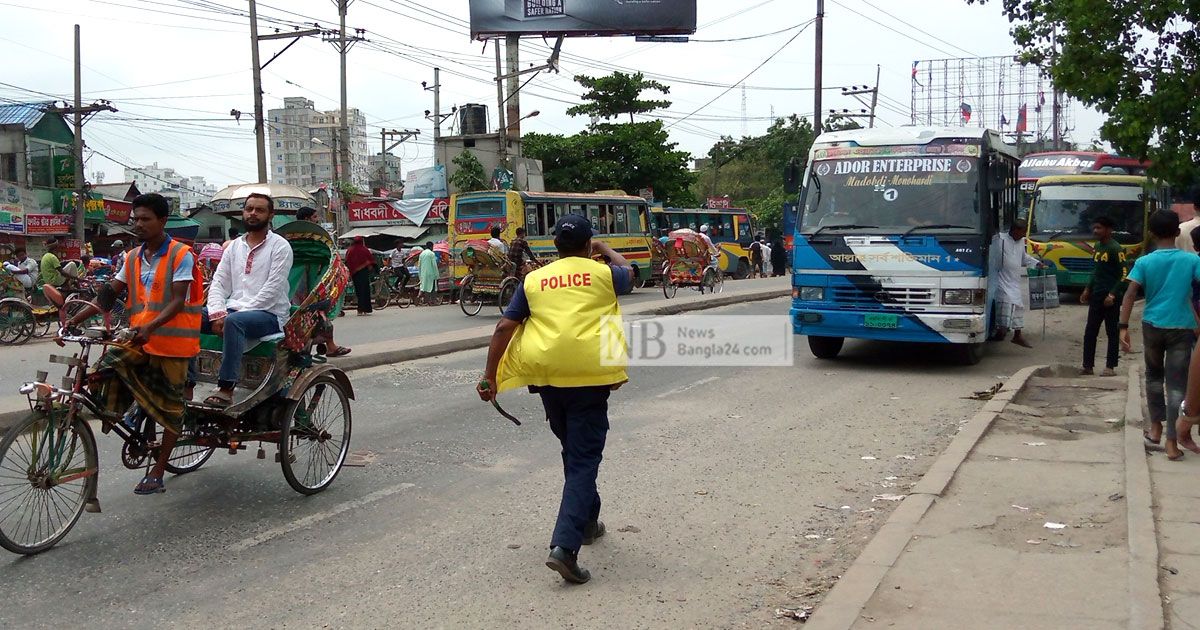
[[1120, 211, 1200, 460]]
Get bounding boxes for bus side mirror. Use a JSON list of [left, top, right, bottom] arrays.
[[987, 158, 1007, 192], [784, 158, 802, 195]]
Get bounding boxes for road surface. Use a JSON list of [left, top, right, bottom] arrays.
[[0, 297, 1092, 628]]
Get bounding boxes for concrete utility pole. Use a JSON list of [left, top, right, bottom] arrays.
[[495, 39, 507, 165], [323, 0, 364, 188], [247, 1, 320, 184], [505, 34, 521, 142], [840, 67, 880, 128], [249, 0, 266, 183], [48, 25, 116, 240], [814, 0, 825, 136]]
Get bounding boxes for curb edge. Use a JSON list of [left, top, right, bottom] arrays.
[[804, 363, 1046, 630], [1124, 362, 1165, 630]]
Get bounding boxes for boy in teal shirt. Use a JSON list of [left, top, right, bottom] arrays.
[[1121, 211, 1200, 460]]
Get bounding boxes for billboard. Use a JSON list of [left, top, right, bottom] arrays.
[[469, 0, 696, 39]]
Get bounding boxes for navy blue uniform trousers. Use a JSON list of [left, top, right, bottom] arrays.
[[538, 385, 611, 552]]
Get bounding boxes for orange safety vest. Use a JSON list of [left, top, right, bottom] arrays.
[[125, 239, 204, 358]]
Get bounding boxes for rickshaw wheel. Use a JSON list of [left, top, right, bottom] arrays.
[[702, 268, 721, 294], [459, 275, 483, 316], [662, 271, 677, 299], [0, 299, 36, 345], [0, 412, 98, 555], [498, 277, 518, 312], [164, 428, 216, 475], [280, 374, 352, 495], [631, 265, 646, 289]]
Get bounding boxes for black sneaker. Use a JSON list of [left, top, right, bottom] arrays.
[[546, 546, 591, 584], [582, 520, 606, 545]]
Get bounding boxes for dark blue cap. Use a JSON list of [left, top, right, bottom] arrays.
[[554, 214, 593, 249]]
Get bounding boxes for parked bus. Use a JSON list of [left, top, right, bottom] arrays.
[[1026, 174, 1170, 288], [790, 127, 1021, 364], [1018, 151, 1150, 208], [649, 207, 757, 278], [448, 190, 655, 285]]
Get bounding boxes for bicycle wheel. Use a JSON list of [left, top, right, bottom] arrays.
[[164, 420, 215, 475], [498, 277, 518, 313], [372, 278, 391, 310], [702, 268, 718, 294], [0, 299, 35, 345], [712, 269, 725, 294], [280, 374, 352, 495], [0, 411, 98, 555], [459, 275, 483, 316]]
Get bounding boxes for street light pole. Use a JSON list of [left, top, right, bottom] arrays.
[[814, 0, 825, 136]]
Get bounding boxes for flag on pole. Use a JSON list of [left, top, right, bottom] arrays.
[[1035, 90, 1046, 113], [1000, 114, 1009, 127], [1016, 104, 1028, 133], [911, 61, 923, 87], [960, 102, 973, 123]]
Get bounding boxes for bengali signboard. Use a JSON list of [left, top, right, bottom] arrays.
[[347, 198, 448, 227], [0, 181, 32, 234], [103, 199, 132, 224], [25, 213, 73, 235], [469, 0, 696, 39], [53, 155, 75, 190], [706, 196, 732, 209]]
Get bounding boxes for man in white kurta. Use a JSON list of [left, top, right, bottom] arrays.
[[989, 220, 1042, 348]]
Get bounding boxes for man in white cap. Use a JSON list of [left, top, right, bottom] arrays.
[[989, 219, 1043, 348]]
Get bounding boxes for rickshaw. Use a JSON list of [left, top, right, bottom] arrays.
[[458, 240, 518, 316], [0, 221, 354, 555], [661, 229, 723, 299], [0, 267, 92, 345], [390, 242, 452, 308]]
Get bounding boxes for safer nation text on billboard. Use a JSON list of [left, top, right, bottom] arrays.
[[469, 0, 696, 39]]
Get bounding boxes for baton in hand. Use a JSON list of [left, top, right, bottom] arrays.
[[479, 380, 522, 426]]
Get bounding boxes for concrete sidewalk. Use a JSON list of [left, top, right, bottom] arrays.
[[0, 278, 791, 428], [806, 363, 1164, 630]]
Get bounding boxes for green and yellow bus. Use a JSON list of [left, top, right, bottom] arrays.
[[650, 207, 758, 279], [1026, 174, 1171, 288], [448, 190, 655, 285]]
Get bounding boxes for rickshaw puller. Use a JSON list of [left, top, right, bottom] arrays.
[[60, 193, 204, 495]]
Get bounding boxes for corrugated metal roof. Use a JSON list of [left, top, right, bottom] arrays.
[[0, 101, 53, 129]]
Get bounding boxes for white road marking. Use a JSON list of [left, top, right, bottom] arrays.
[[654, 376, 722, 399], [228, 482, 416, 552]]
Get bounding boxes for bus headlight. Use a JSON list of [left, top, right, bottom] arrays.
[[799, 287, 825, 301], [942, 289, 985, 305]]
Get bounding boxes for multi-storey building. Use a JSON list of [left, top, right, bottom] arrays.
[[122, 162, 218, 210], [267, 97, 369, 189]]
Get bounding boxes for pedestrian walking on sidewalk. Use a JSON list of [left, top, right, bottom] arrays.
[[417, 242, 439, 306], [989, 219, 1044, 348], [345, 236, 374, 316], [1080, 216, 1127, 376], [477, 214, 633, 585], [1120, 210, 1200, 460]]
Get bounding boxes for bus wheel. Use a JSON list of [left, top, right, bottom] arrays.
[[735, 259, 751, 280], [958, 342, 986, 366], [807, 336, 843, 360]]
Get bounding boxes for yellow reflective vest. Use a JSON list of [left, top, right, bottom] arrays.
[[496, 256, 628, 392]]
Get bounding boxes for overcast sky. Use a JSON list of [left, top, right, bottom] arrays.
[[0, 0, 1106, 190]]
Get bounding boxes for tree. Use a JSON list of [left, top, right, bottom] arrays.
[[565, 72, 672, 123], [449, 150, 488, 193], [523, 72, 696, 205], [692, 115, 815, 232], [967, 0, 1200, 187]]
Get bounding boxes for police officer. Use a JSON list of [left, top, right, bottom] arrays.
[[477, 214, 633, 584]]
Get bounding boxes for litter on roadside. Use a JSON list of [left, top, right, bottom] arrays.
[[1044, 522, 1067, 530], [1024, 442, 1047, 446], [895, 455, 916, 460], [966, 382, 1004, 400], [1011, 504, 1030, 511], [861, 456, 877, 460], [775, 606, 812, 621], [872, 494, 906, 502], [804, 534, 822, 539], [884, 476, 899, 481], [1026, 539, 1042, 545]]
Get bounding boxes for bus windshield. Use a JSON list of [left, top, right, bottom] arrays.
[[1031, 184, 1145, 244], [800, 156, 981, 234]]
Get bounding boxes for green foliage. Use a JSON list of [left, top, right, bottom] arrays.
[[449, 150, 488, 193], [967, 0, 1200, 187], [565, 72, 673, 123], [523, 72, 695, 206], [693, 115, 815, 232]]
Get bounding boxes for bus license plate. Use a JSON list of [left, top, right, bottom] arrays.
[[864, 314, 899, 329]]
